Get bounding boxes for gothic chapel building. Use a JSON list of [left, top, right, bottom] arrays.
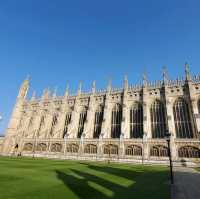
[[1, 65, 200, 164]]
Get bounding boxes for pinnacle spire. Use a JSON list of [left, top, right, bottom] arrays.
[[31, 90, 36, 101], [65, 83, 69, 97], [17, 76, 30, 99], [53, 87, 57, 98], [107, 78, 112, 92], [26, 74, 30, 81], [162, 66, 168, 84], [92, 80, 96, 94], [142, 71, 148, 87], [185, 62, 191, 81], [124, 75, 128, 90], [78, 81, 82, 95], [42, 88, 50, 100]]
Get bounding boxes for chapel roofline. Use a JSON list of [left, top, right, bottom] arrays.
[[22, 65, 200, 102]]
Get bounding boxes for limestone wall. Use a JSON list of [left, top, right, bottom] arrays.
[[1, 67, 200, 164], [0, 136, 5, 153]]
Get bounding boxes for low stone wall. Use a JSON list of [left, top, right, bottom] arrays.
[[1, 137, 199, 167]]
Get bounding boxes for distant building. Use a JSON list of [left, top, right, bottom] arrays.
[[1, 64, 200, 165]]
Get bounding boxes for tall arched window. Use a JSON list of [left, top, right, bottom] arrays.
[[52, 114, 58, 126], [50, 113, 59, 136], [77, 107, 87, 138], [150, 100, 167, 138], [173, 98, 195, 138], [93, 105, 104, 138], [130, 103, 143, 138], [39, 115, 45, 132], [18, 114, 26, 130], [111, 104, 122, 138], [28, 116, 34, 130], [63, 112, 72, 138]]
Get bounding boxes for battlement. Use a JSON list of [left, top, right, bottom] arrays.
[[24, 73, 200, 104]]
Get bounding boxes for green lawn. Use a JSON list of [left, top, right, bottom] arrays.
[[196, 168, 200, 172], [0, 156, 170, 199]]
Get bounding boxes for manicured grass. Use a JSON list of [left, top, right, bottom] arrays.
[[0, 156, 170, 199], [196, 168, 200, 172]]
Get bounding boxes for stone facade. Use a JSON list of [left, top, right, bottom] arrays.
[[0, 137, 4, 153], [1, 65, 200, 165]]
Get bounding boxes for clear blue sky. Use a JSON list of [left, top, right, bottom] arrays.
[[0, 0, 200, 135]]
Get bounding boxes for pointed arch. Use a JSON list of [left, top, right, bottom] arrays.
[[173, 98, 195, 138], [150, 100, 167, 138], [49, 112, 60, 137], [23, 143, 33, 151], [77, 106, 87, 138], [66, 143, 79, 153], [51, 143, 62, 152], [111, 103, 122, 138], [178, 146, 200, 158], [52, 113, 58, 126], [93, 105, 104, 138], [63, 111, 72, 138], [27, 111, 38, 131], [28, 116, 34, 130], [36, 143, 47, 152], [84, 144, 97, 154], [38, 113, 47, 133], [125, 145, 142, 156], [130, 102, 143, 138], [103, 144, 118, 155], [18, 114, 26, 130], [150, 145, 168, 157]]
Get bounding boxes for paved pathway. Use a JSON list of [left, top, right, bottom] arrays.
[[171, 167, 200, 199]]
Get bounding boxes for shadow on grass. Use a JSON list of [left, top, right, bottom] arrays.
[[56, 164, 170, 199], [78, 162, 144, 180]]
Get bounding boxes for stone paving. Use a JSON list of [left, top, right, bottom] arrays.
[[171, 167, 200, 199]]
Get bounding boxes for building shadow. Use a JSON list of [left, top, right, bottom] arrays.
[[79, 162, 144, 181], [55, 164, 170, 199], [56, 169, 110, 199]]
